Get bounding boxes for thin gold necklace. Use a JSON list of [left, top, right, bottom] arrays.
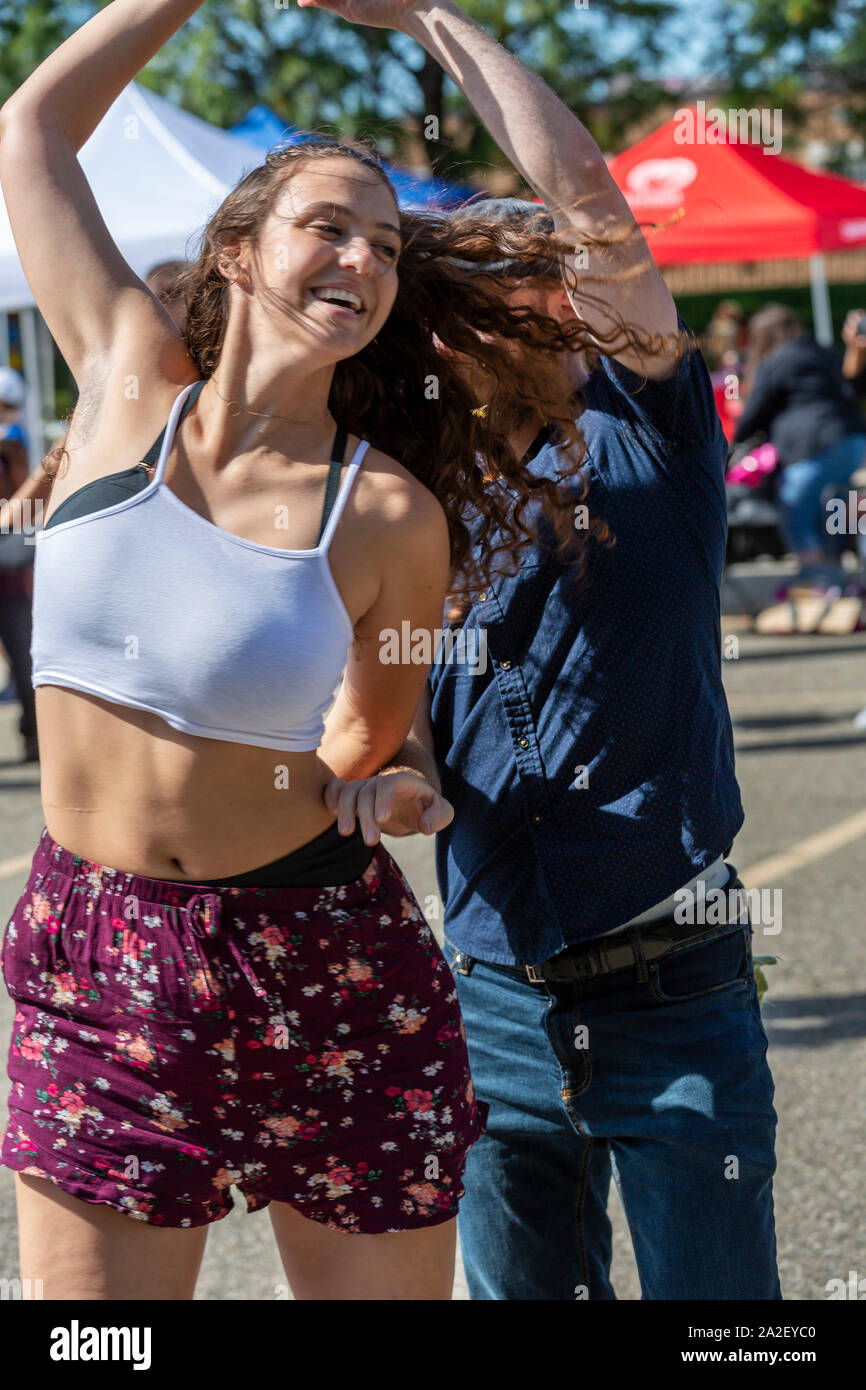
[[141, 380, 335, 480], [208, 377, 332, 428]]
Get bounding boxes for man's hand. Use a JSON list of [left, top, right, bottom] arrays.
[[296, 0, 421, 27], [323, 768, 454, 843]]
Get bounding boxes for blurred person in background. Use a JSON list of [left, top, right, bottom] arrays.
[[841, 309, 866, 727], [842, 307, 866, 400], [705, 299, 747, 364], [0, 365, 28, 475], [842, 308, 866, 565], [145, 258, 188, 330], [706, 299, 747, 444], [0, 364, 38, 760], [733, 304, 866, 580]]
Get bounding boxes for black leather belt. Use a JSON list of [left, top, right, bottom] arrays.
[[472, 886, 748, 985]]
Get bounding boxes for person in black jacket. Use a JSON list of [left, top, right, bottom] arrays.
[[0, 366, 38, 762], [734, 304, 866, 569]]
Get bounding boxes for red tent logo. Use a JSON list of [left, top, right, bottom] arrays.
[[624, 158, 698, 210]]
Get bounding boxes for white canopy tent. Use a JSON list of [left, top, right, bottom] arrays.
[[0, 82, 264, 462]]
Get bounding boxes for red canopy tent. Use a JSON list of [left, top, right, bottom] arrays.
[[606, 107, 866, 342]]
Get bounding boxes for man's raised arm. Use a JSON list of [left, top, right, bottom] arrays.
[[301, 0, 679, 374]]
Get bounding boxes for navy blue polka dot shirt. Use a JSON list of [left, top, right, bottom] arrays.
[[428, 327, 744, 966]]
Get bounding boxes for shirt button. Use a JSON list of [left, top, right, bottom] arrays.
[[533, 814, 541, 823], [518, 736, 529, 748], [501, 660, 512, 670], [478, 592, 487, 602]]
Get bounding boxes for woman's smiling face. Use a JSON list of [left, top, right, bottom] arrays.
[[238, 155, 402, 360]]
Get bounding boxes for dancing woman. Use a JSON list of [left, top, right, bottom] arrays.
[[0, 0, 599, 1300]]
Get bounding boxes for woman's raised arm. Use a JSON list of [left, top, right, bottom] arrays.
[[0, 0, 203, 382]]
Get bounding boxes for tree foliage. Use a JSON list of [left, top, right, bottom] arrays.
[[2, 1, 864, 176], [719, 0, 866, 169], [0, 0, 678, 175], [0, 3, 88, 104]]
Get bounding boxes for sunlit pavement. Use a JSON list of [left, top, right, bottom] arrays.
[[1, 622, 864, 1299]]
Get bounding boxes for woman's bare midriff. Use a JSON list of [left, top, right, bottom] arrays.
[[35, 685, 346, 881]]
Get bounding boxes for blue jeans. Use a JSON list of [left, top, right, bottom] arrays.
[[778, 432, 866, 553], [447, 916, 782, 1300]]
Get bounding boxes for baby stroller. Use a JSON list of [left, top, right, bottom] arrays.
[[725, 435, 787, 564]]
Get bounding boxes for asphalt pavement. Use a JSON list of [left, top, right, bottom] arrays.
[[0, 616, 864, 1300]]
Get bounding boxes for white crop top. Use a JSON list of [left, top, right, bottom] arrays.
[[30, 381, 370, 751]]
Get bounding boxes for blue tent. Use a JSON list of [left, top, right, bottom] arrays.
[[231, 104, 304, 149], [385, 163, 478, 210], [230, 104, 478, 209]]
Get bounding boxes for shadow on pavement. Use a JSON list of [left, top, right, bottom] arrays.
[[736, 734, 866, 754], [762, 993, 866, 1047], [731, 643, 866, 663], [734, 713, 853, 729]]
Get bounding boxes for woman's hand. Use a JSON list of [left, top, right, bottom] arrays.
[[323, 769, 454, 844], [295, 0, 431, 31], [0, 0, 202, 385]]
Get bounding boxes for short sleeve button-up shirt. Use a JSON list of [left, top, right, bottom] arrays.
[[428, 333, 744, 966]]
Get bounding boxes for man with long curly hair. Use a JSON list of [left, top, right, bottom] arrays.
[[320, 0, 781, 1301]]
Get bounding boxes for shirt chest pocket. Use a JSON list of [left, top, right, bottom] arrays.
[[465, 584, 550, 815]]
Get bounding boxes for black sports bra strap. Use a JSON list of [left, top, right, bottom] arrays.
[[316, 426, 348, 546], [140, 391, 344, 545], [141, 379, 208, 469]]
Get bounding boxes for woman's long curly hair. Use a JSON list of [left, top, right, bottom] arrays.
[[49, 137, 685, 609]]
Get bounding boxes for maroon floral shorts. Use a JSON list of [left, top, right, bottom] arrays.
[[1, 828, 487, 1232]]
